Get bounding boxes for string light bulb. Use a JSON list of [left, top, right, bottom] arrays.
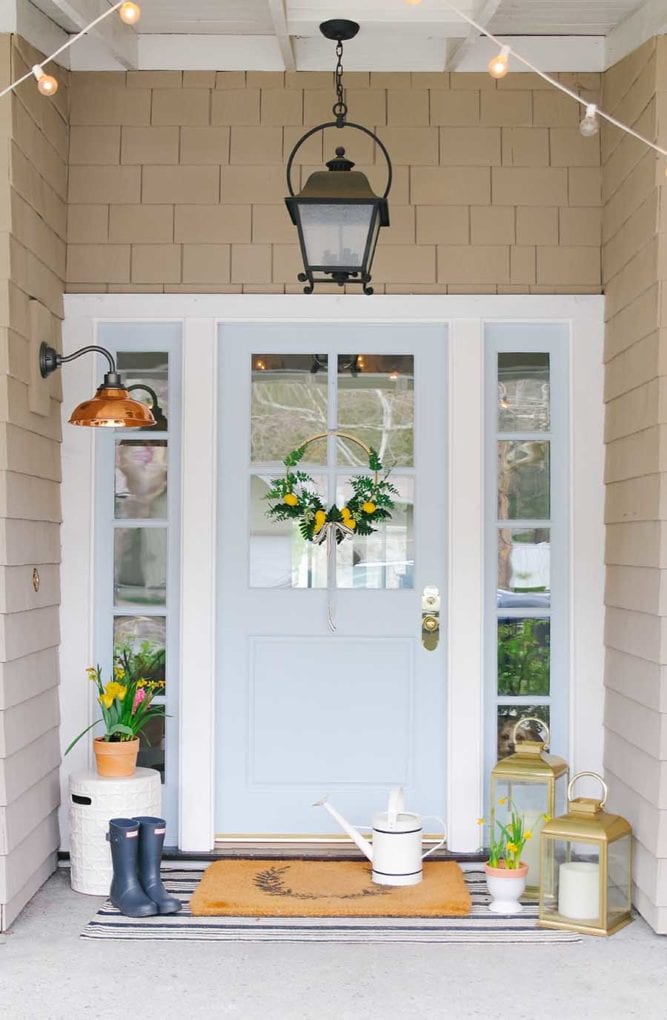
[[119, 2, 141, 25], [579, 103, 600, 138], [31, 64, 58, 96], [488, 45, 510, 79], [403, 0, 424, 5]]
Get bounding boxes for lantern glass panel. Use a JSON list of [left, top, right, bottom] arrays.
[[607, 834, 632, 927], [493, 780, 549, 889], [299, 202, 375, 269], [541, 837, 602, 927]]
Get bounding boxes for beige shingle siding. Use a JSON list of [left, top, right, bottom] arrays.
[[0, 34, 66, 931]]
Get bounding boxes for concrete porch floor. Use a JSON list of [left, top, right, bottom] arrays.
[[1, 868, 666, 1020]]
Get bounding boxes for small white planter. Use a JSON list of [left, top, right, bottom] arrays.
[[484, 862, 528, 915]]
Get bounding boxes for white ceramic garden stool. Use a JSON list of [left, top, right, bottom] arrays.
[[68, 767, 162, 895]]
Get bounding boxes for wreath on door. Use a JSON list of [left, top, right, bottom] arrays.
[[264, 431, 397, 544]]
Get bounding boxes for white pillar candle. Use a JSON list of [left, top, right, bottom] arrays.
[[558, 861, 600, 920]]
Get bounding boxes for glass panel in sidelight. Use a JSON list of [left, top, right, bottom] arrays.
[[113, 615, 166, 688], [336, 355, 414, 468], [497, 704, 550, 760], [497, 440, 550, 520], [115, 441, 168, 519], [335, 475, 414, 590], [116, 350, 169, 424], [114, 528, 167, 606], [498, 352, 550, 432], [137, 715, 165, 783], [497, 527, 550, 607], [251, 354, 327, 464], [498, 617, 550, 697], [249, 473, 328, 589]]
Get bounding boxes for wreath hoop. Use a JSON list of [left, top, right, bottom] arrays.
[[264, 430, 397, 544]]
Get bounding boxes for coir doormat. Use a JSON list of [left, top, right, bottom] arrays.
[[190, 859, 471, 917], [81, 864, 583, 942]]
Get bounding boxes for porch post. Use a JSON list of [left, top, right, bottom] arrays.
[[178, 318, 218, 851]]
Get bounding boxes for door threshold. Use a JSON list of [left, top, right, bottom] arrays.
[[160, 841, 485, 863]]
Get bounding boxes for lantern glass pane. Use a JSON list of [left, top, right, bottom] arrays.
[[542, 838, 602, 926], [607, 834, 632, 925], [493, 779, 550, 891], [299, 203, 374, 269]]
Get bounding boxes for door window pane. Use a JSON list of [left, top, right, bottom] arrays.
[[335, 476, 414, 589], [498, 528, 550, 607], [497, 705, 550, 760], [115, 441, 168, 519], [117, 351, 169, 422], [498, 440, 550, 520], [250, 473, 328, 588], [337, 354, 414, 467], [251, 354, 327, 464], [113, 615, 166, 688], [114, 528, 167, 606], [498, 617, 550, 696], [498, 352, 550, 432], [137, 715, 165, 781]]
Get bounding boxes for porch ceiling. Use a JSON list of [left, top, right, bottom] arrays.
[[15, 0, 667, 72]]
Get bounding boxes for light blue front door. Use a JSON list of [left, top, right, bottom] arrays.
[[216, 323, 448, 837]]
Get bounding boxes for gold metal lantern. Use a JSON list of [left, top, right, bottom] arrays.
[[539, 772, 632, 936], [490, 719, 569, 897]]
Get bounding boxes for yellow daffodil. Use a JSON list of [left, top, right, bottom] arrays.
[[524, 830, 533, 840], [361, 501, 376, 514], [105, 681, 127, 701], [114, 666, 125, 680], [99, 692, 114, 709], [498, 797, 507, 805], [283, 492, 298, 507], [347, 519, 356, 530], [314, 509, 327, 534], [476, 818, 485, 826], [506, 841, 518, 854], [340, 506, 351, 519], [86, 666, 97, 681]]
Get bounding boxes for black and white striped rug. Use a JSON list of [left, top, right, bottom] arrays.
[[81, 866, 581, 943]]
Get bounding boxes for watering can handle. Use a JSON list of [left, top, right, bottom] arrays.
[[420, 816, 447, 860], [387, 787, 405, 826]]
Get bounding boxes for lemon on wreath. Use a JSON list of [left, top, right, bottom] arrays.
[[283, 492, 299, 507], [340, 505, 352, 519], [347, 519, 357, 530], [314, 509, 327, 533], [361, 501, 376, 514]]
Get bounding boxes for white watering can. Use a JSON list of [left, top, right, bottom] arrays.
[[314, 788, 446, 886]]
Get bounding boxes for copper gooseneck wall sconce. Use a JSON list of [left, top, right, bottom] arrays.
[[39, 342, 156, 428]]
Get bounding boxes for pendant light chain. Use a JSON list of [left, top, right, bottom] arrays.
[[333, 38, 348, 125]]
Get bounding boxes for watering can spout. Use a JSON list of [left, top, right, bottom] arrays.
[[313, 795, 373, 862]]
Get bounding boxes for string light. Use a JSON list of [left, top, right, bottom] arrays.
[[579, 103, 600, 137], [119, 2, 141, 25], [488, 45, 510, 79], [0, 1, 141, 101], [32, 64, 58, 96]]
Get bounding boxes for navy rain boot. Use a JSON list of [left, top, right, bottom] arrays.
[[134, 816, 182, 915], [107, 818, 158, 917]]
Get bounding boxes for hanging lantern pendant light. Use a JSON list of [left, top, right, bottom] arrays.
[[285, 20, 392, 295]]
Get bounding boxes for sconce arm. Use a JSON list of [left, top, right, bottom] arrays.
[[39, 342, 121, 386]]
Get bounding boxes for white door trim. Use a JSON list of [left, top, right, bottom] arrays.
[[58, 294, 604, 853]]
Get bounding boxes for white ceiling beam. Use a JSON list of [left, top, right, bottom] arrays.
[[16, 0, 71, 68], [606, 0, 667, 69], [47, 0, 138, 69], [446, 0, 503, 71], [268, 0, 295, 71]]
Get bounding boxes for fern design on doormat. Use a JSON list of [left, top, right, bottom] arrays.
[[254, 865, 391, 901]]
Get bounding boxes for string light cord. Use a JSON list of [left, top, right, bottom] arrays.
[[436, 0, 667, 160], [0, 0, 129, 100]]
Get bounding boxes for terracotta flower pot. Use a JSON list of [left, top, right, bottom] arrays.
[[93, 736, 140, 778], [484, 860, 529, 915]]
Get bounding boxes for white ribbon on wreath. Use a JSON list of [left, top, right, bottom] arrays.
[[313, 520, 356, 633]]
